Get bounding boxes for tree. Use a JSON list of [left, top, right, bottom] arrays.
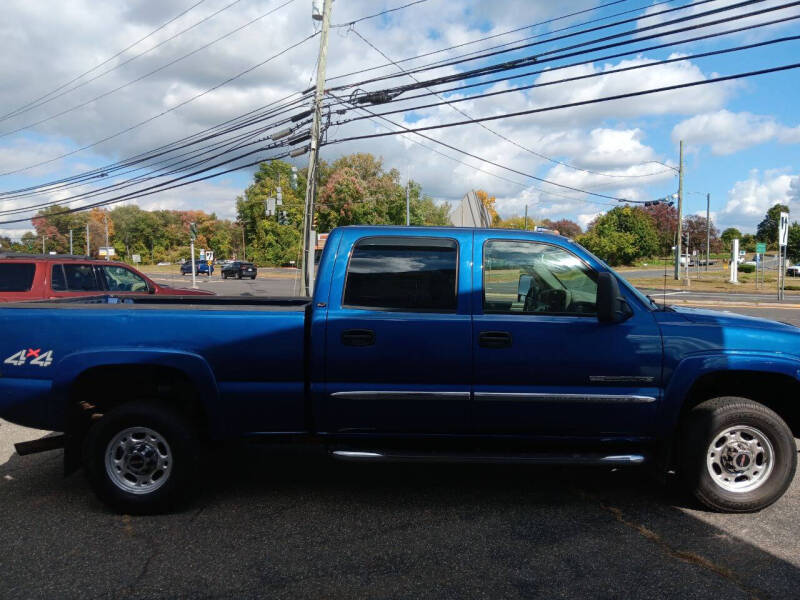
[[541, 218, 581, 238], [787, 222, 800, 263], [578, 206, 659, 265], [740, 233, 756, 253], [496, 215, 534, 230], [642, 202, 678, 255], [683, 215, 720, 255], [720, 227, 742, 251], [756, 203, 789, 245], [475, 190, 501, 226]]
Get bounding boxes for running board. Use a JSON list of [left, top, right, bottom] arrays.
[[331, 450, 646, 465]]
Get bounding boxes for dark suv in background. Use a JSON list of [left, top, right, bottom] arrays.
[[221, 261, 257, 279]]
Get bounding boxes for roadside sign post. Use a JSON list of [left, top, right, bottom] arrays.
[[729, 239, 739, 284], [779, 212, 789, 300], [755, 242, 766, 289], [190, 222, 198, 290]]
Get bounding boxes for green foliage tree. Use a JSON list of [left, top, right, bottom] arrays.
[[740, 233, 756, 253], [577, 206, 659, 265], [756, 203, 789, 245], [787, 222, 800, 263], [720, 227, 742, 251]]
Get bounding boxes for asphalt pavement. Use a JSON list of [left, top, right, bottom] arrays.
[[1, 277, 799, 599]]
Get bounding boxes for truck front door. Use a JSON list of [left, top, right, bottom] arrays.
[[320, 231, 473, 434], [472, 234, 662, 437]]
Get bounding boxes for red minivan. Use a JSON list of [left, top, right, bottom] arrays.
[[0, 253, 214, 302]]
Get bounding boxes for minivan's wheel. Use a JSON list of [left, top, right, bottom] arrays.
[[83, 402, 199, 514], [680, 397, 796, 513]]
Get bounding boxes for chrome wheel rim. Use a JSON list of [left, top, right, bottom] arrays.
[[105, 427, 172, 495], [706, 425, 774, 493]]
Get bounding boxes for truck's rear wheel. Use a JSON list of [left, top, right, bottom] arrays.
[[681, 397, 796, 512], [83, 402, 199, 514]]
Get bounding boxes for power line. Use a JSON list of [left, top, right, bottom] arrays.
[[325, 61, 800, 190], [330, 0, 731, 92], [0, 0, 212, 122], [0, 31, 319, 178], [0, 0, 300, 139], [331, 0, 429, 28], [353, 8, 800, 111], [325, 0, 637, 82], [327, 90, 627, 203], [343, 0, 791, 100], [351, 28, 675, 180], [342, 31, 800, 131]]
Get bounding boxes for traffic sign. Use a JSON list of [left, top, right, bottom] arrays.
[[779, 212, 789, 247], [756, 242, 766, 254], [132, 254, 141, 263]]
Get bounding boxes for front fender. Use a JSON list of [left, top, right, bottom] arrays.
[[658, 351, 800, 436], [50, 348, 223, 437]]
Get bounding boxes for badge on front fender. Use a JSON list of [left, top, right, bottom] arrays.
[[4, 348, 54, 367]]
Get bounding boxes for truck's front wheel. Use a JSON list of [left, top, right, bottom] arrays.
[[681, 397, 796, 512], [83, 402, 199, 514]]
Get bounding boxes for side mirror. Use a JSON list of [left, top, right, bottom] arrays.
[[597, 272, 631, 323], [517, 274, 532, 301]]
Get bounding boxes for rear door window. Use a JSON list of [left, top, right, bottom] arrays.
[[0, 263, 36, 292], [62, 264, 102, 291], [343, 236, 458, 311], [51, 265, 66, 291]]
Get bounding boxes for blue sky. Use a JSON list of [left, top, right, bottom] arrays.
[[0, 0, 798, 240]]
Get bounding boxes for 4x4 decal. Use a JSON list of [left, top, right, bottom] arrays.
[[4, 348, 54, 367]]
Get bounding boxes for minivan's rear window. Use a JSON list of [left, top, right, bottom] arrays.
[[0, 263, 36, 292]]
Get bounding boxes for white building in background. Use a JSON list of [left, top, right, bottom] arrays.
[[449, 190, 491, 228]]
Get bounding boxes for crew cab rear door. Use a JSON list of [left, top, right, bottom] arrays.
[[320, 229, 473, 434], [471, 232, 662, 437]]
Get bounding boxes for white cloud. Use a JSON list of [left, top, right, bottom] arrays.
[[672, 110, 800, 155], [720, 169, 798, 231]]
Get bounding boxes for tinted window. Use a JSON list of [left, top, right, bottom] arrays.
[[344, 236, 458, 311], [62, 264, 102, 291], [0, 263, 36, 292], [99, 266, 148, 292], [484, 240, 597, 316], [51, 265, 66, 291]]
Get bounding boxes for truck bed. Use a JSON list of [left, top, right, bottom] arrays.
[[0, 294, 311, 436]]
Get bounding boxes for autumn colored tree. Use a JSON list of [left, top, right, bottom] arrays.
[[475, 189, 500, 226], [642, 202, 678, 255], [682, 215, 720, 255], [541, 218, 581, 238]]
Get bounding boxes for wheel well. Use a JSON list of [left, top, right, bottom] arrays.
[[69, 365, 209, 439], [682, 370, 800, 437]]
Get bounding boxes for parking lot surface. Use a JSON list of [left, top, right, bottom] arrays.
[[2, 279, 799, 599]]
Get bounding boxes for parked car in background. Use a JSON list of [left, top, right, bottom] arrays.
[[786, 264, 800, 277], [0, 253, 213, 302], [221, 261, 257, 279], [180, 260, 214, 276]]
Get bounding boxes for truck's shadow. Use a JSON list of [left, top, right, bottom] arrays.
[[1, 442, 799, 599]]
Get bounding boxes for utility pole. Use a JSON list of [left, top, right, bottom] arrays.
[[104, 212, 110, 261], [705, 192, 711, 272], [42, 235, 45, 254], [300, 0, 333, 296], [406, 178, 410, 226], [524, 205, 528, 230], [69, 229, 73, 255], [674, 140, 684, 280], [86, 221, 90, 256]]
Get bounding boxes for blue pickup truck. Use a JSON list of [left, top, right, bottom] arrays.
[[1, 226, 798, 514]]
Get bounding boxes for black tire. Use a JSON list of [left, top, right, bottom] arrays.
[[680, 397, 797, 513], [250, 275, 256, 280], [83, 402, 199, 514]]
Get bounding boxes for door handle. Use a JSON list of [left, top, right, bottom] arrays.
[[342, 329, 375, 347], [478, 331, 512, 349]]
